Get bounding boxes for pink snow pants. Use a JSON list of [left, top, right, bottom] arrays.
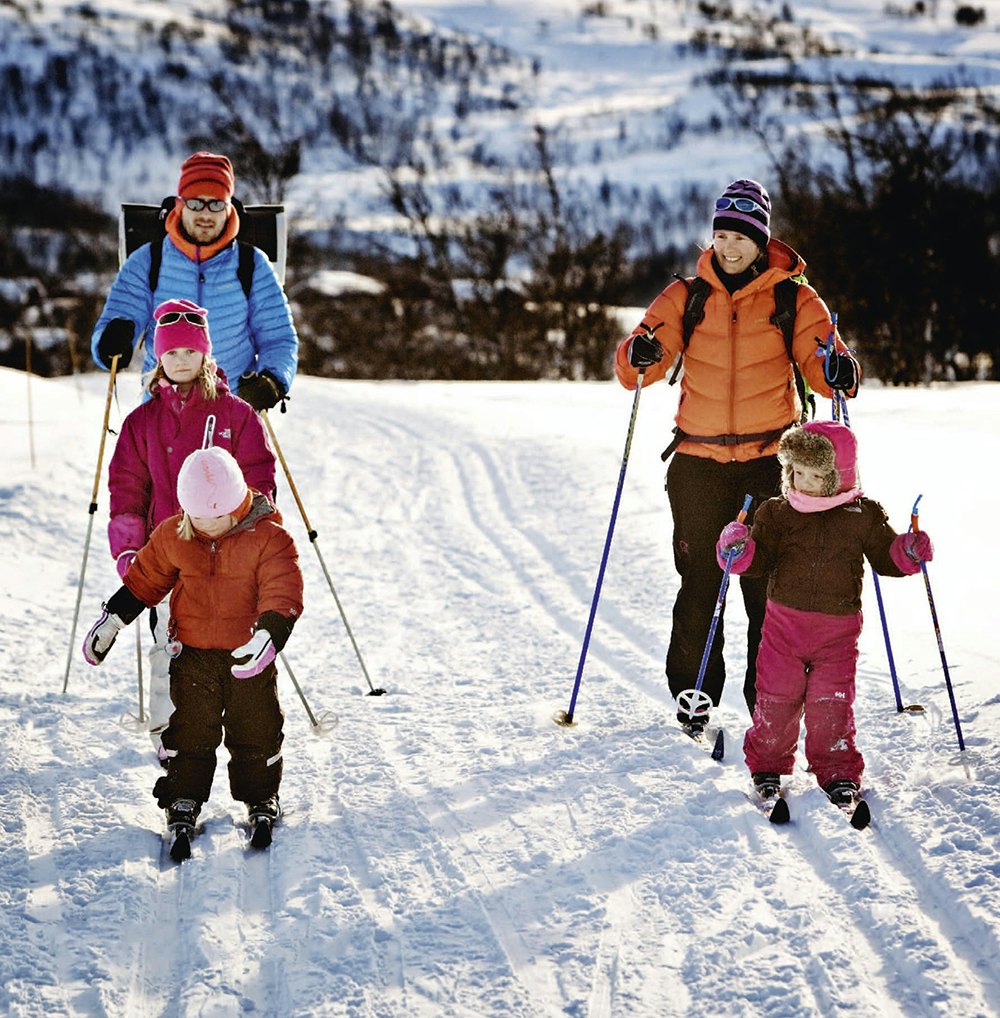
[[743, 600, 864, 790]]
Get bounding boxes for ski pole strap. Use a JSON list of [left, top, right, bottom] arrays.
[[201, 415, 216, 449], [660, 422, 794, 463]]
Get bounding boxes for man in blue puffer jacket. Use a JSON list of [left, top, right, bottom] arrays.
[[90, 151, 298, 411]]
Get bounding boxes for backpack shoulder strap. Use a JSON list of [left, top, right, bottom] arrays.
[[771, 276, 801, 355], [668, 275, 712, 385], [681, 275, 711, 349], [146, 197, 175, 292], [236, 240, 255, 300], [148, 235, 165, 293], [770, 274, 814, 421]]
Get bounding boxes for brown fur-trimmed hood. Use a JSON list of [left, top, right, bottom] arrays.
[[778, 421, 859, 496]]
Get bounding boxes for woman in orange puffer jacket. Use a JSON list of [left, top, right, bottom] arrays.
[[614, 179, 860, 733]]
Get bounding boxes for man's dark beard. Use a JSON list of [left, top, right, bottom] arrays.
[[179, 221, 225, 245]]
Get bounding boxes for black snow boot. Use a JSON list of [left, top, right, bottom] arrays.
[[166, 798, 201, 831], [165, 798, 201, 862], [824, 779, 860, 806], [247, 796, 281, 849], [752, 772, 781, 798], [678, 713, 708, 739]]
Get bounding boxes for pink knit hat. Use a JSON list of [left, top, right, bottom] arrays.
[[779, 421, 859, 496], [153, 299, 212, 360], [176, 447, 248, 518]]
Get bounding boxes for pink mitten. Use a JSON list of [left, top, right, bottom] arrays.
[[116, 550, 137, 580], [890, 531, 933, 575], [716, 521, 755, 573]]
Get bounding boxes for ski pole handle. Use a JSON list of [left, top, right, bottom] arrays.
[[721, 493, 753, 568], [815, 313, 838, 384], [722, 494, 753, 575], [911, 493, 923, 533]]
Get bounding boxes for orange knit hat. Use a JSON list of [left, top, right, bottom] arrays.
[[177, 151, 235, 201]]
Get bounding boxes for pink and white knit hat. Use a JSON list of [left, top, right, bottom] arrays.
[[176, 447, 247, 518]]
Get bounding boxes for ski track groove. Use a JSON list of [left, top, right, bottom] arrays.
[[729, 769, 999, 1018], [439, 437, 681, 712], [295, 731, 411, 1018], [326, 708, 543, 1017]]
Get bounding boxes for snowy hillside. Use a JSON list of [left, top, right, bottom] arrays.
[[3, 0, 999, 246], [2, 365, 999, 1016]]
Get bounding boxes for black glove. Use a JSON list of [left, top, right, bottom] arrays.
[[628, 332, 664, 369], [96, 318, 135, 370], [238, 370, 286, 412], [824, 349, 859, 395]]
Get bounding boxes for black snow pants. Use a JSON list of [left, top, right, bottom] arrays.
[[153, 646, 284, 809], [664, 452, 782, 717]]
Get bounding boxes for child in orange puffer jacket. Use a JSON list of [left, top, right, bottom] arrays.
[[83, 446, 302, 857]]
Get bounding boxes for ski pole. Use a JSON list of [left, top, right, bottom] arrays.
[[911, 496, 967, 763], [675, 493, 753, 724], [63, 355, 120, 693], [280, 651, 338, 736], [555, 363, 649, 727], [135, 623, 146, 723], [260, 410, 386, 696], [827, 350, 922, 712], [25, 331, 36, 469]]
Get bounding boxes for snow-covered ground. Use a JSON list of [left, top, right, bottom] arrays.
[[1, 365, 998, 1016]]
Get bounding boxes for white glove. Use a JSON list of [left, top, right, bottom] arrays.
[[82, 608, 127, 666], [231, 629, 277, 679]]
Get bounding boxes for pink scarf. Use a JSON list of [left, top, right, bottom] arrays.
[[787, 486, 864, 514]]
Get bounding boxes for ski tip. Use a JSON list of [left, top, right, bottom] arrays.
[[850, 799, 872, 830], [169, 830, 192, 862], [710, 729, 725, 761], [769, 797, 790, 825], [250, 821, 274, 850]]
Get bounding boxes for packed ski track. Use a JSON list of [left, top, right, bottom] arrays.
[[1, 367, 998, 1018]]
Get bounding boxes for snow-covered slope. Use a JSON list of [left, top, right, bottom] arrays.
[[2, 366, 998, 1016], [3, 0, 999, 247]]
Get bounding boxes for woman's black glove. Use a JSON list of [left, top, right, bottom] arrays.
[[628, 333, 664, 368], [818, 343, 860, 396]]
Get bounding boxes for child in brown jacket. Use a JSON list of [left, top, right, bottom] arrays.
[[83, 446, 303, 857], [716, 421, 932, 806]]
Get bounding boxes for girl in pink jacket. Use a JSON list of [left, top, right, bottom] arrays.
[[107, 298, 277, 753], [716, 421, 932, 806]]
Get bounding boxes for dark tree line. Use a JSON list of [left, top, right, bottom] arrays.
[[719, 70, 1000, 383]]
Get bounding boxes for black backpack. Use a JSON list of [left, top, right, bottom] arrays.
[[659, 273, 815, 462], [118, 196, 287, 295]]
